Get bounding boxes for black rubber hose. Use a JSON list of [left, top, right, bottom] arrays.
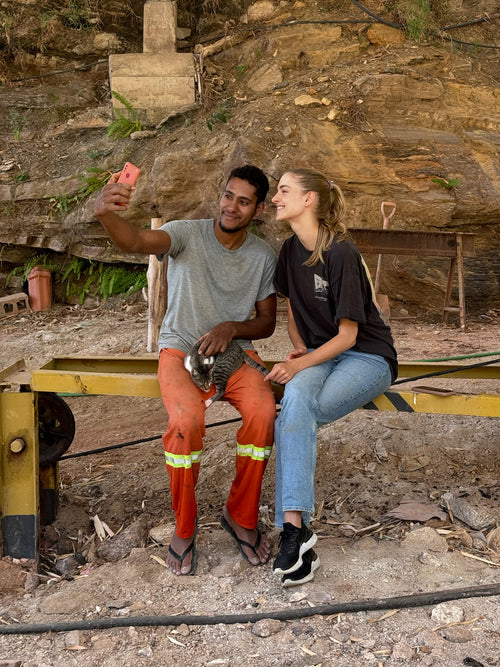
[[442, 14, 499, 30], [348, 0, 500, 49], [1, 583, 498, 635], [59, 416, 243, 460], [349, 0, 402, 29]]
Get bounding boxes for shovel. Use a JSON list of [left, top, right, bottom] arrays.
[[374, 201, 396, 320]]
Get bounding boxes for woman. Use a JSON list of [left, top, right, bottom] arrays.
[[265, 168, 398, 586]]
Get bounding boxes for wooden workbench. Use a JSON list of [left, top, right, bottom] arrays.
[[349, 229, 475, 328]]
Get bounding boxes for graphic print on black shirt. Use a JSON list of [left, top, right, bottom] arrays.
[[314, 273, 328, 301]]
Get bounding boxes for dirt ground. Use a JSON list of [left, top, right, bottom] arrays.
[[0, 298, 499, 666]]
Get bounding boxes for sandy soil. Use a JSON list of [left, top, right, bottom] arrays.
[[0, 298, 499, 666]]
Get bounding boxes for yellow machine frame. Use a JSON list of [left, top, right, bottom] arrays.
[[1, 356, 499, 565]]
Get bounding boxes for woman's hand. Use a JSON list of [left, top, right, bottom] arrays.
[[265, 353, 305, 385], [285, 346, 308, 361]]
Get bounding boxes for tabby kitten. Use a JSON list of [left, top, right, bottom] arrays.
[[184, 340, 269, 407]]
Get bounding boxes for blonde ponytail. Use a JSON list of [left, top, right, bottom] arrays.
[[285, 168, 347, 266]]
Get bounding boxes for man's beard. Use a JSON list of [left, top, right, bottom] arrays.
[[217, 217, 250, 234]]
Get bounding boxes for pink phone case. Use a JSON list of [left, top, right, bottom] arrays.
[[117, 162, 141, 186]]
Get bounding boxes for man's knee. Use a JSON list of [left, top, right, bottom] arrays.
[[244, 391, 276, 421], [165, 399, 205, 437]]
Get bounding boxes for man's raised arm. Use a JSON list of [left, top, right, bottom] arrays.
[[94, 171, 171, 256]]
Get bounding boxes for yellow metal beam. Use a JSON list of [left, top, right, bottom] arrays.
[[366, 390, 500, 418], [32, 370, 162, 398], [28, 356, 500, 418], [392, 361, 499, 380], [32, 355, 500, 380], [0, 391, 39, 560]]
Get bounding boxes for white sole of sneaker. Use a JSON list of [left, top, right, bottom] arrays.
[[273, 532, 318, 575], [282, 554, 320, 587]]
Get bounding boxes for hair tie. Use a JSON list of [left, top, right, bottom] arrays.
[[327, 180, 335, 190]]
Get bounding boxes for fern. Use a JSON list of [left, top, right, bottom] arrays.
[[79, 167, 112, 196], [48, 167, 111, 214], [7, 254, 147, 305], [97, 265, 147, 301], [108, 91, 143, 139], [79, 264, 99, 304], [61, 257, 90, 299], [6, 253, 58, 285]]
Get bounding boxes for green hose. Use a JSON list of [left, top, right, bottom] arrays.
[[410, 351, 500, 362]]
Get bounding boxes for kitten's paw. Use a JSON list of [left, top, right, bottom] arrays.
[[204, 398, 213, 408]]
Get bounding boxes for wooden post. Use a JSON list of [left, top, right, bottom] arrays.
[[443, 234, 466, 329], [456, 234, 466, 330], [147, 218, 168, 352]]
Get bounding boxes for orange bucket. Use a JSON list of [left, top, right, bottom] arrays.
[[28, 266, 52, 312]]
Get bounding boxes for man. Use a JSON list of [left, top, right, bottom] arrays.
[[94, 164, 277, 575]]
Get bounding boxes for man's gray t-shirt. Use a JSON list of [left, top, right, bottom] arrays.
[[157, 218, 277, 354]]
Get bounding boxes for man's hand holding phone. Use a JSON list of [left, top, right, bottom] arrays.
[[94, 162, 140, 216]]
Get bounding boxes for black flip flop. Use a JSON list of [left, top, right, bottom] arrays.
[[168, 529, 198, 575], [220, 515, 262, 564]]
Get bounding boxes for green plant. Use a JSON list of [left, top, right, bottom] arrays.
[[394, 0, 440, 41], [62, 257, 100, 303], [9, 109, 24, 140], [7, 254, 148, 305], [236, 64, 247, 77], [60, 257, 147, 304], [60, 256, 88, 301], [6, 253, 57, 286], [48, 166, 111, 213], [16, 173, 29, 182], [49, 193, 73, 213], [80, 167, 112, 197], [432, 177, 459, 190], [206, 100, 233, 131], [63, 0, 95, 29], [97, 265, 147, 301], [0, 12, 13, 36], [107, 91, 143, 139]]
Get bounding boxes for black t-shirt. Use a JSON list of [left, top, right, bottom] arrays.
[[274, 235, 398, 382]]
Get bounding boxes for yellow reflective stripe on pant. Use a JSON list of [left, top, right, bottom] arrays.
[[236, 442, 272, 462], [164, 450, 202, 468]]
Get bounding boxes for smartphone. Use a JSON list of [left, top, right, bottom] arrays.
[[117, 162, 141, 186]]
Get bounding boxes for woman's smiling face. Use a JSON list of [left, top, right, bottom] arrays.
[[272, 172, 309, 223]]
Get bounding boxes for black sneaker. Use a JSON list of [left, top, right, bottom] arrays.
[[281, 549, 320, 587], [272, 521, 317, 575]]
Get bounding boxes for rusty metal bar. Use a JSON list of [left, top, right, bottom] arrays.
[[348, 229, 475, 257]]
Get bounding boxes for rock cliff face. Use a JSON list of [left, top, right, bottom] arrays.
[[0, 0, 499, 316]]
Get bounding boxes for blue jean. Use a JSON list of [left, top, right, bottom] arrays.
[[274, 349, 392, 528]]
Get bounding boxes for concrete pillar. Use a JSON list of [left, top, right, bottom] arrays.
[[109, 0, 195, 125], [143, 0, 177, 53]]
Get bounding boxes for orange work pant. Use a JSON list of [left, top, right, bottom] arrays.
[[158, 347, 276, 539]]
